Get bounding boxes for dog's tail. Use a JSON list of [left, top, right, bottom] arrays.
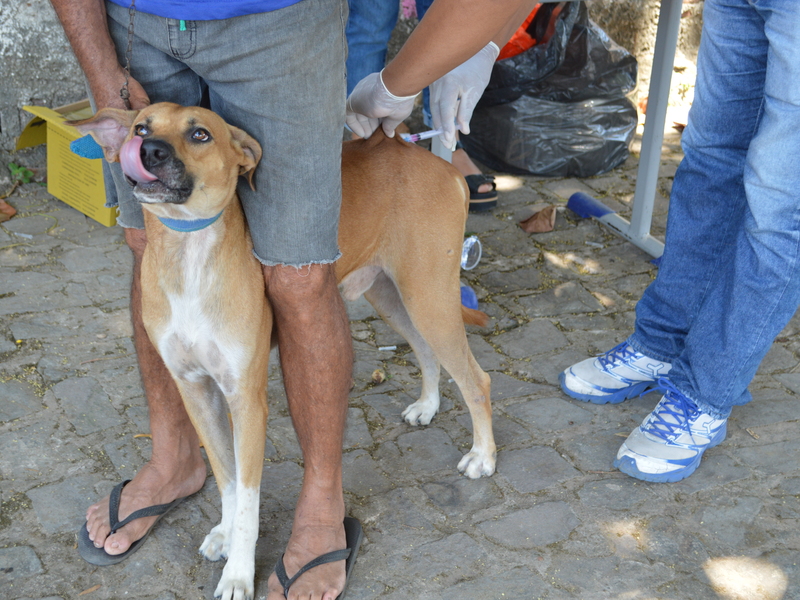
[[461, 305, 490, 328]]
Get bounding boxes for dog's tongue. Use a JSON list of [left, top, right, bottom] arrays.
[[119, 136, 158, 183]]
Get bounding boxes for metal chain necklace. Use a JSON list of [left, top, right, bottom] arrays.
[[120, 0, 136, 109]]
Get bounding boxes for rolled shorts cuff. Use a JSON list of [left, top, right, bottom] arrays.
[[254, 250, 342, 269]]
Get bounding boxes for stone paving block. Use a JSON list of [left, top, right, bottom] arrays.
[[421, 474, 503, 519], [0, 546, 43, 581], [498, 446, 581, 494], [544, 178, 597, 201], [260, 461, 304, 513], [479, 502, 579, 549], [465, 334, 506, 372], [381, 532, 489, 589], [492, 319, 567, 360], [577, 479, 654, 511], [344, 407, 374, 449], [266, 415, 302, 460], [0, 418, 83, 481], [773, 372, 800, 396], [52, 376, 125, 435], [479, 266, 542, 293], [561, 430, 624, 473], [518, 281, 604, 318], [57, 246, 115, 273], [396, 428, 463, 475], [345, 295, 378, 322], [641, 515, 711, 569], [699, 496, 763, 548], [548, 555, 676, 597], [437, 566, 552, 600], [503, 396, 593, 432], [487, 372, 548, 402], [343, 449, 393, 497], [27, 474, 100, 534], [738, 439, 800, 477], [360, 391, 410, 423], [0, 380, 44, 422]]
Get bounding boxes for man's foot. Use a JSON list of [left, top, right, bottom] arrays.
[[267, 491, 347, 600], [560, 342, 672, 404], [84, 456, 207, 557], [614, 379, 728, 482], [451, 147, 493, 195]]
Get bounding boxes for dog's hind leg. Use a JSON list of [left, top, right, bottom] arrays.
[[382, 272, 495, 479], [364, 271, 443, 426]]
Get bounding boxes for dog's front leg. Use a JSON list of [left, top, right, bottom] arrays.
[[212, 388, 267, 600]]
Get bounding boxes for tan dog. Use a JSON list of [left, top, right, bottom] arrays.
[[72, 103, 494, 598]]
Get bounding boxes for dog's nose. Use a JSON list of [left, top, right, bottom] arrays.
[[140, 139, 174, 171]]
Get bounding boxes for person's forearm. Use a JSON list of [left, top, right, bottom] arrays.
[[381, 0, 538, 97], [50, 0, 130, 109]]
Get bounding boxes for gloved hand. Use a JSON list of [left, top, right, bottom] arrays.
[[430, 41, 500, 150], [346, 70, 418, 139]]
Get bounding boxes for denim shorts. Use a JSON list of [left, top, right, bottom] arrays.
[[102, 0, 348, 266]]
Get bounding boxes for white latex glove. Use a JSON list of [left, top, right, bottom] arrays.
[[430, 41, 500, 150], [346, 70, 418, 139]]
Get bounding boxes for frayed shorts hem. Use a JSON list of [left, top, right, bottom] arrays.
[[254, 250, 342, 269]]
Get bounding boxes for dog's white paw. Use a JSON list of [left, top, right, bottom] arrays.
[[214, 567, 254, 600], [458, 450, 496, 479], [200, 525, 229, 561], [402, 400, 437, 425]]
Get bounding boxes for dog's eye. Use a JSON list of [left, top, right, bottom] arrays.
[[191, 128, 212, 143], [134, 124, 149, 136]]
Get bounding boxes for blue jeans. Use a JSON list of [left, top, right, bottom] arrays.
[[102, 0, 348, 267], [345, 0, 398, 95], [628, 0, 800, 419]]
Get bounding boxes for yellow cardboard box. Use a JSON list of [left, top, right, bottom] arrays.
[[16, 100, 116, 227]]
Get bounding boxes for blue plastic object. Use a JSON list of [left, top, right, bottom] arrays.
[[566, 192, 616, 219], [460, 285, 478, 310], [70, 135, 104, 159]]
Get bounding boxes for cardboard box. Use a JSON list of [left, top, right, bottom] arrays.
[[16, 100, 116, 227]]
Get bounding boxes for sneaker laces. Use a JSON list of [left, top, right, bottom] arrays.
[[645, 378, 701, 443], [597, 342, 638, 370]]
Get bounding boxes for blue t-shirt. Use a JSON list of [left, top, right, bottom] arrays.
[[108, 0, 304, 20]]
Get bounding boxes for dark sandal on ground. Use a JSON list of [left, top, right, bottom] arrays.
[[77, 479, 189, 566], [275, 517, 364, 600], [455, 140, 498, 213], [464, 173, 498, 212]]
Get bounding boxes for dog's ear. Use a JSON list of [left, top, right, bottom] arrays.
[[229, 125, 262, 191], [68, 108, 139, 163]]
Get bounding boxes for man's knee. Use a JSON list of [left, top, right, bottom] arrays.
[[263, 262, 336, 295]]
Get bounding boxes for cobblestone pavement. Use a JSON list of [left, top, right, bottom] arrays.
[[1, 129, 799, 600]]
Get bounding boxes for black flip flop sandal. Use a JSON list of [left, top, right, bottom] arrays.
[[78, 479, 188, 566], [275, 517, 364, 600], [465, 173, 498, 212]]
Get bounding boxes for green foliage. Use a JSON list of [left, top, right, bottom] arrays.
[[8, 162, 34, 184]]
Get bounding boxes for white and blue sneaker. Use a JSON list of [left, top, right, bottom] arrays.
[[614, 379, 727, 483], [559, 342, 672, 404]]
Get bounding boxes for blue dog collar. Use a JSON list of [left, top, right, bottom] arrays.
[[157, 210, 224, 232]]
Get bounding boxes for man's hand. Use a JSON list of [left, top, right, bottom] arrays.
[[91, 73, 150, 112], [430, 41, 499, 150], [346, 71, 418, 139]]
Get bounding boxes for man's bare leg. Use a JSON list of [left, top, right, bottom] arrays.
[[84, 228, 207, 556], [263, 262, 352, 600]]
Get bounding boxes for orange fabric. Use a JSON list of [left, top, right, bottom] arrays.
[[498, 5, 541, 61], [497, 3, 566, 61]]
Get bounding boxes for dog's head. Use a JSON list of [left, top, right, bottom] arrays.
[[70, 102, 262, 220]]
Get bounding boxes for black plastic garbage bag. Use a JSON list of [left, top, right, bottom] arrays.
[[461, 2, 638, 178]]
